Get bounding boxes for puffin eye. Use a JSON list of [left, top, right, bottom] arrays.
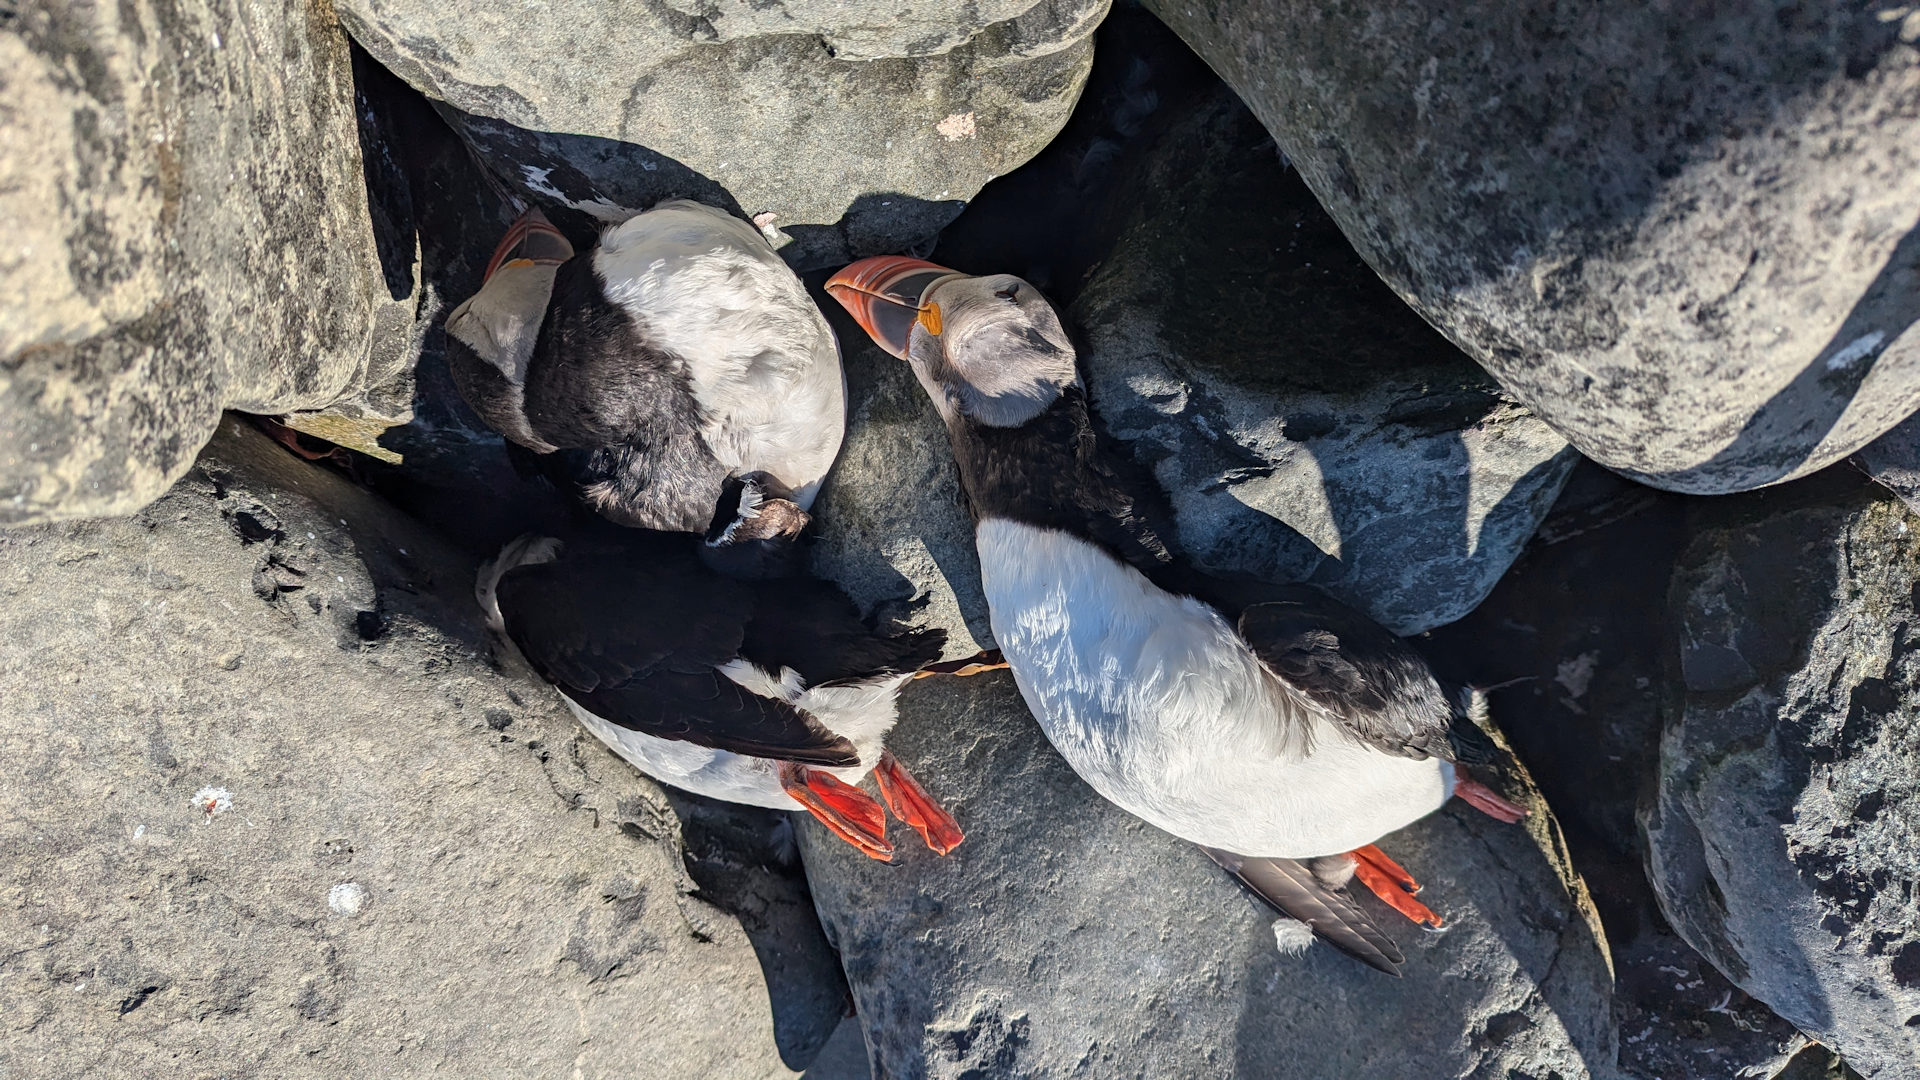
[[994, 284, 1019, 302]]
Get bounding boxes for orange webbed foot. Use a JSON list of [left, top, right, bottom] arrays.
[[1348, 843, 1443, 928], [874, 751, 964, 855], [912, 649, 1009, 679], [1455, 775, 1529, 823], [780, 763, 893, 861]]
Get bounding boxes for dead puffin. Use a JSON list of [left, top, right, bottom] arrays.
[[478, 529, 962, 860], [445, 202, 844, 573], [826, 257, 1527, 973]]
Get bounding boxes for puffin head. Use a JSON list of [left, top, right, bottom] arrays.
[[446, 209, 575, 450], [826, 257, 1078, 429]]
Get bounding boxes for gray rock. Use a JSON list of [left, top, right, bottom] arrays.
[[1142, 1, 1920, 495], [1071, 86, 1575, 634], [798, 674, 1618, 1080], [1645, 472, 1920, 1077], [808, 335, 994, 656], [0, 417, 844, 1077], [1, 2, 421, 526], [1857, 409, 1920, 517], [1423, 465, 1830, 1080], [336, 0, 1107, 267]]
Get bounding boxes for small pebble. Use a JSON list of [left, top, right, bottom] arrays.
[[328, 882, 370, 917]]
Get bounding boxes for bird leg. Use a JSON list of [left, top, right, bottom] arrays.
[[1455, 775, 1529, 823], [913, 649, 1009, 679], [779, 763, 893, 861], [256, 417, 349, 463], [1347, 844, 1443, 928], [874, 751, 965, 855]]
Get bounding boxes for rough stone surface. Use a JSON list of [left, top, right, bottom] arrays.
[[1, 2, 422, 526], [798, 675, 1618, 1080], [1644, 472, 1920, 1077], [0, 418, 844, 1077], [1144, 1, 1920, 495], [808, 328, 994, 656], [1424, 464, 1826, 1080], [1071, 84, 1575, 635], [1857, 409, 1920, 517], [336, 0, 1108, 267]]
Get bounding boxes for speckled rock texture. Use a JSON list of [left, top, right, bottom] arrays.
[[797, 673, 1618, 1080], [1071, 84, 1576, 635], [1858, 409, 1920, 516], [0, 418, 844, 1078], [335, 0, 1108, 267], [1645, 472, 1920, 1077], [808, 332, 994, 657], [1143, 1, 1920, 495], [1423, 464, 1852, 1080], [1, 2, 421, 526]]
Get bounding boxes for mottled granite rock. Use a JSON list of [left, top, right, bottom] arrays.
[[1145, 1, 1920, 495], [0, 418, 844, 1077], [1, 3, 420, 525], [336, 0, 1109, 267], [1646, 472, 1920, 1077]]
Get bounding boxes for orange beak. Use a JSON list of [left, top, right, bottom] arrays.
[[482, 208, 575, 283], [824, 256, 962, 359]]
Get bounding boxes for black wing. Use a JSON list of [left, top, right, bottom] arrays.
[[1237, 586, 1455, 761], [740, 575, 948, 686], [1203, 847, 1405, 977], [950, 386, 1181, 584], [495, 538, 858, 767]]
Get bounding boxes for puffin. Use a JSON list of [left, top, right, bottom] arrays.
[[825, 257, 1528, 974], [445, 202, 844, 574], [477, 528, 963, 860]]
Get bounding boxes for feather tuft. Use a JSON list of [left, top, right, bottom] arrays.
[[1272, 917, 1317, 956]]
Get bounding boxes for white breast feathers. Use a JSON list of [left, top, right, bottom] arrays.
[[973, 518, 1452, 858], [592, 201, 845, 507]]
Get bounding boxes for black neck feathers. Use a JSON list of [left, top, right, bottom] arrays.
[[945, 387, 1180, 584]]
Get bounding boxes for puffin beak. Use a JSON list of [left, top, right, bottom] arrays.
[[825, 256, 961, 359], [482, 208, 575, 283]]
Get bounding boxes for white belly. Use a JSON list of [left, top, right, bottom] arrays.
[[594, 202, 846, 507], [974, 518, 1452, 858], [558, 667, 906, 810]]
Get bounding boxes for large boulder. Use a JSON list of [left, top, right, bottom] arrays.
[[335, 0, 1108, 267], [1070, 83, 1576, 635], [0, 417, 845, 1077], [1644, 471, 1920, 1077], [798, 674, 1618, 1080], [1, 2, 421, 526], [1143, 1, 1920, 495]]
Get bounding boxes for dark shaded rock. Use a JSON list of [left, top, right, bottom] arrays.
[[336, 0, 1108, 267], [1857, 409, 1920, 517], [1, 1, 421, 525], [798, 675, 1617, 1079], [1645, 471, 1920, 1077], [1070, 82, 1575, 634], [0, 417, 844, 1075], [1143, 1, 1920, 495], [807, 331, 995, 655], [1424, 463, 1820, 1079]]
